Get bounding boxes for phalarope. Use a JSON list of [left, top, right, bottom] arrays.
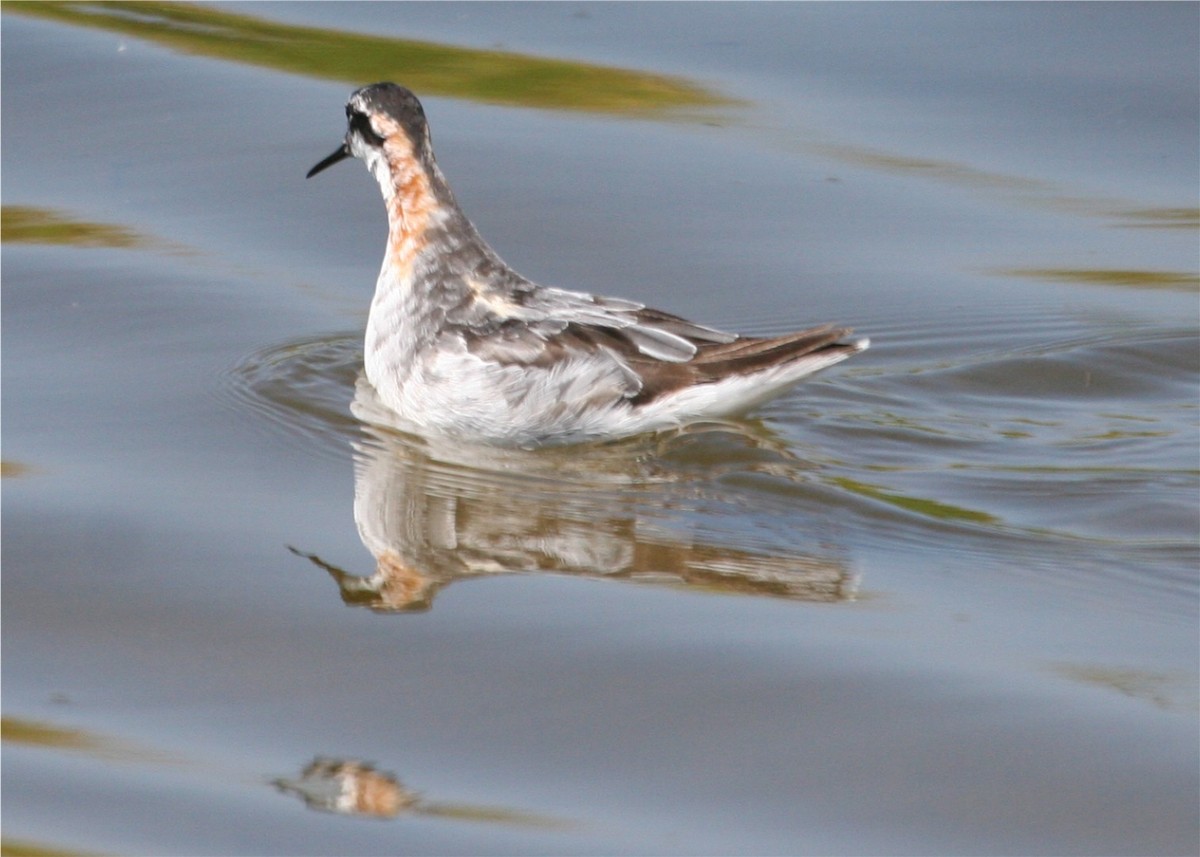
[[308, 83, 868, 447]]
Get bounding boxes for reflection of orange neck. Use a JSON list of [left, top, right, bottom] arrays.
[[371, 550, 433, 610], [345, 764, 411, 818]]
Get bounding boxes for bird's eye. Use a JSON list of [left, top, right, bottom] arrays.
[[348, 109, 385, 147]]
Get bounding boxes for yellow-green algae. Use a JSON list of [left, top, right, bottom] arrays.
[[1, 716, 106, 753], [6, 1, 731, 117], [2, 206, 151, 249], [1, 840, 103, 857], [996, 267, 1200, 292], [1, 460, 36, 478], [1, 715, 180, 766], [831, 477, 999, 524], [1111, 207, 1200, 230]]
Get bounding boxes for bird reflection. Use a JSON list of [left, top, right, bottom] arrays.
[[274, 758, 417, 819], [290, 377, 857, 613], [273, 756, 572, 828]]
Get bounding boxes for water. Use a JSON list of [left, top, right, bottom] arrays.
[[3, 3, 1197, 854]]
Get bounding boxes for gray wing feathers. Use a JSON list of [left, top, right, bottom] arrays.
[[459, 279, 737, 365]]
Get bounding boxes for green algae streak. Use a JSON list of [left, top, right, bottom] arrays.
[[6, 1, 730, 117], [2, 206, 151, 249], [997, 267, 1200, 292]]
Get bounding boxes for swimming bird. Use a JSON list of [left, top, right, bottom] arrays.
[[307, 83, 868, 447]]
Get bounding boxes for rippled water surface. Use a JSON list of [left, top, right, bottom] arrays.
[[3, 4, 1198, 855]]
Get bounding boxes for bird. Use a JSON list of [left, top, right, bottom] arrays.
[[307, 82, 868, 448]]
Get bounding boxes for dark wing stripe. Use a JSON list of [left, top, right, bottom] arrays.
[[690, 325, 845, 364], [629, 326, 861, 406]]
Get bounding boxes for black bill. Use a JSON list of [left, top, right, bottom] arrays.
[[306, 144, 351, 179]]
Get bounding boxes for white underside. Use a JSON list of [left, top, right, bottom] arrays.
[[364, 334, 868, 448]]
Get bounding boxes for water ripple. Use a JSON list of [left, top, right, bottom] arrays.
[[224, 313, 1197, 620]]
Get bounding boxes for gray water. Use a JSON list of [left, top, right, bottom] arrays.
[[3, 3, 1198, 855]]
